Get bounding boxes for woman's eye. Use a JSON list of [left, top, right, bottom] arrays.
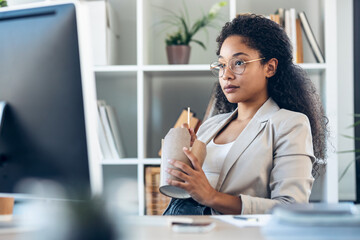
[[235, 60, 244, 66], [219, 63, 226, 69]]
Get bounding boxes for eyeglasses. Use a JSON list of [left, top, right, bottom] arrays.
[[210, 57, 265, 77]]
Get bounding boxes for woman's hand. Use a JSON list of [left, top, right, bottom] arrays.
[[181, 123, 197, 147], [166, 147, 216, 206]]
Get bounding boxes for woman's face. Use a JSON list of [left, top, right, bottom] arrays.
[[218, 35, 270, 104]]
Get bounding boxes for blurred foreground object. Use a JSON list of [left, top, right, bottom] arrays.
[[262, 203, 360, 240]]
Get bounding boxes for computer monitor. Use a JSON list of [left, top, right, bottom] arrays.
[[0, 1, 102, 199]]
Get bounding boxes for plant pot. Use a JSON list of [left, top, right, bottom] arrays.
[[166, 45, 191, 64]]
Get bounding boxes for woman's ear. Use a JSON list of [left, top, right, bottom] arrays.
[[265, 58, 278, 78]]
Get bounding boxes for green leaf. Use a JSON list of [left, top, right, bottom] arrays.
[[338, 149, 360, 154], [0, 0, 7, 7], [155, 1, 226, 50], [347, 120, 360, 128], [209, 1, 228, 18], [191, 39, 206, 50], [182, 0, 191, 31], [341, 134, 360, 141], [338, 159, 355, 182]]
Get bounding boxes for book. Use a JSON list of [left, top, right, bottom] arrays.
[[97, 104, 112, 160], [285, 10, 291, 43], [296, 18, 304, 63], [105, 105, 126, 158], [275, 8, 285, 27], [270, 14, 280, 25], [99, 105, 120, 159], [97, 100, 126, 160], [289, 8, 297, 62], [299, 11, 325, 63]]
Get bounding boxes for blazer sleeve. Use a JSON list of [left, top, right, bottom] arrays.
[[240, 113, 315, 215]]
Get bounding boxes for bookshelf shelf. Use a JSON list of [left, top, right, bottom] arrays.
[[142, 158, 161, 165], [298, 63, 327, 70], [143, 64, 210, 72], [101, 158, 140, 165], [94, 65, 138, 72], [96, 0, 338, 216]]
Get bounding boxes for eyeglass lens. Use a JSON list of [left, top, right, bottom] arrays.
[[211, 57, 246, 77]]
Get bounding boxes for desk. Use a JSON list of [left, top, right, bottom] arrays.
[[123, 216, 266, 240], [0, 216, 265, 240]]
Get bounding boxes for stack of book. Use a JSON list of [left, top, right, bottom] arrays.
[[97, 100, 126, 160], [145, 166, 171, 215], [262, 203, 360, 239], [268, 8, 325, 64]]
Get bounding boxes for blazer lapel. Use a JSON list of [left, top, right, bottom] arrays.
[[215, 119, 266, 191], [215, 98, 280, 191], [202, 110, 238, 145]]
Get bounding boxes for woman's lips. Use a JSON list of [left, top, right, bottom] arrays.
[[224, 85, 240, 93]]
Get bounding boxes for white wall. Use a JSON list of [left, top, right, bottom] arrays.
[[337, 0, 356, 201]]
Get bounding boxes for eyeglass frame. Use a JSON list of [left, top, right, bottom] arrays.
[[210, 57, 265, 77]]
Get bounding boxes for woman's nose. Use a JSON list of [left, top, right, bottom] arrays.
[[222, 66, 235, 80]]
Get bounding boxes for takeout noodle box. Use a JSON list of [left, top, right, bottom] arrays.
[[159, 128, 206, 199]]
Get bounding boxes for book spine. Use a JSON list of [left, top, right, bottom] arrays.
[[100, 106, 120, 159], [275, 8, 285, 28], [290, 8, 297, 63], [298, 11, 325, 63], [296, 18, 304, 63], [285, 10, 291, 49], [105, 105, 126, 158], [97, 107, 112, 159]]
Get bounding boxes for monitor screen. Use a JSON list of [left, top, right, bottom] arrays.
[[0, 2, 102, 199]]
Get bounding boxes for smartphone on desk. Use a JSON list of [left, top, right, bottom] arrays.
[[171, 222, 216, 233]]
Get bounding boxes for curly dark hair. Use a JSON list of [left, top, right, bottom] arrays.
[[214, 14, 328, 177]]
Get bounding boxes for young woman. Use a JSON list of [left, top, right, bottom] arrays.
[[163, 14, 328, 215]]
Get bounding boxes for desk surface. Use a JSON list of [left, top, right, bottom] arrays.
[[0, 215, 265, 240], [123, 216, 266, 240], [3, 204, 360, 240]]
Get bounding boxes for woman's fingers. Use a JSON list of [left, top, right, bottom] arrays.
[[181, 123, 189, 129], [168, 159, 193, 174], [183, 147, 201, 171], [166, 167, 190, 182], [166, 179, 187, 189]]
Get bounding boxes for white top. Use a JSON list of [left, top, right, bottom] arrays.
[[202, 138, 234, 189]]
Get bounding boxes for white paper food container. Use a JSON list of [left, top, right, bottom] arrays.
[[159, 128, 206, 199]]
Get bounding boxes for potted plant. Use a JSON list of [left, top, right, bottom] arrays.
[[160, 1, 227, 64], [0, 0, 7, 7]]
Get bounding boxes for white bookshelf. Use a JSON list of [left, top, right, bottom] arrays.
[[96, 0, 338, 215]]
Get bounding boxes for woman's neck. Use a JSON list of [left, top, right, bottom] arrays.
[[236, 97, 268, 121]]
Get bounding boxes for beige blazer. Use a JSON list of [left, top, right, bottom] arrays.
[[197, 98, 315, 215]]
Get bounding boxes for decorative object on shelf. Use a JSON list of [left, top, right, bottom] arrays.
[[0, 0, 7, 7], [160, 1, 227, 64], [145, 166, 171, 215]]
